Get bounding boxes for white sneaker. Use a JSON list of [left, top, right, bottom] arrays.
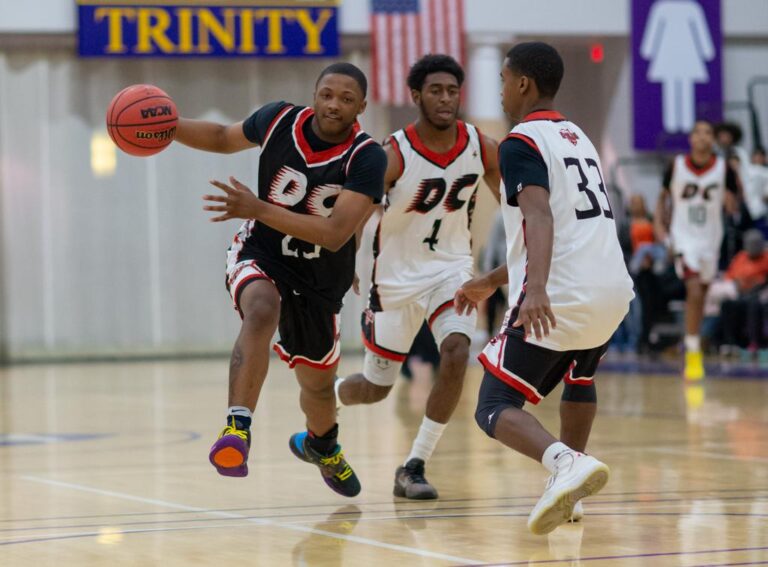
[[569, 500, 584, 522], [527, 453, 608, 535]]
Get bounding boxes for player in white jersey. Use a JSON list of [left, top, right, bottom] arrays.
[[456, 42, 634, 535], [654, 120, 738, 380], [335, 55, 501, 499]]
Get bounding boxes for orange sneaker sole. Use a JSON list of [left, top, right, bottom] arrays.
[[213, 447, 245, 468]]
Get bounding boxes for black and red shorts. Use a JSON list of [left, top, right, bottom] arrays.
[[478, 332, 607, 405]]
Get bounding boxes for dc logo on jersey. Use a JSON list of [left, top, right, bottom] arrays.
[[268, 166, 341, 218], [405, 174, 479, 214], [560, 128, 579, 145], [682, 182, 719, 200]]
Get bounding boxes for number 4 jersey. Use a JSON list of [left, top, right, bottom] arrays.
[[499, 111, 634, 351], [369, 121, 487, 310]]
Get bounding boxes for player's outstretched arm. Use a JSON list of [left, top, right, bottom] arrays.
[[480, 135, 502, 203], [513, 185, 556, 341], [454, 266, 508, 315], [176, 118, 256, 154], [204, 177, 375, 252]]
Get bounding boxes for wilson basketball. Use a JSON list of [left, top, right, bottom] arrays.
[[106, 84, 178, 157]]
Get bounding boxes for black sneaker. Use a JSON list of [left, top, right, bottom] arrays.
[[393, 458, 438, 500], [289, 431, 361, 497]]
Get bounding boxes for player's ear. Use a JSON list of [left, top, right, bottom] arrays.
[[519, 75, 531, 95], [410, 89, 421, 105], [358, 99, 367, 115]]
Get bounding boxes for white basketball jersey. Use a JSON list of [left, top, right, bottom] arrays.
[[370, 121, 486, 310], [501, 112, 634, 351], [668, 154, 727, 255]]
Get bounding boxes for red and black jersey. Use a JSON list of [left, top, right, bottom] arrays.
[[230, 102, 386, 311]]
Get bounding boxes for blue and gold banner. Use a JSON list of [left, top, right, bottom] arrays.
[[77, 0, 339, 57]]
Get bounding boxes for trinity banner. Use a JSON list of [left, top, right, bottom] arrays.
[[78, 0, 339, 58]]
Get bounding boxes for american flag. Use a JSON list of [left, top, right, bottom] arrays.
[[371, 0, 465, 106]]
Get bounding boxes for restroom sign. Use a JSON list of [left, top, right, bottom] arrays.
[[632, 0, 722, 151]]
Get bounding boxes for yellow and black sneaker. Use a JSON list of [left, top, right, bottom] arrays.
[[289, 432, 361, 497], [208, 417, 251, 477]]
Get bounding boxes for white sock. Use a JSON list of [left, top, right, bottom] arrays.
[[227, 406, 252, 419], [684, 335, 701, 353], [405, 416, 447, 465], [542, 441, 573, 474], [334, 376, 346, 406]]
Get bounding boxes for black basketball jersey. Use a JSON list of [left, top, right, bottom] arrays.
[[233, 103, 385, 311]]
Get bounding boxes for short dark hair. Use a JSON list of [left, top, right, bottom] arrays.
[[505, 42, 564, 99], [714, 121, 743, 145], [316, 62, 367, 97], [407, 54, 465, 92]]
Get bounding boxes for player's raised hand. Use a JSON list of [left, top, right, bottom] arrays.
[[204, 176, 260, 222], [512, 287, 556, 341], [454, 275, 496, 316]]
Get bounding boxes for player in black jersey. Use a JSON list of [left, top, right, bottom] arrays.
[[175, 63, 386, 497]]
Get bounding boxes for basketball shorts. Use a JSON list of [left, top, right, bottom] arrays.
[[226, 258, 341, 370], [674, 248, 719, 283], [478, 332, 608, 405], [361, 270, 477, 387]]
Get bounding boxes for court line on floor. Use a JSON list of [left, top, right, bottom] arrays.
[[19, 475, 481, 564], [3, 486, 767, 525], [693, 561, 768, 566], [460, 544, 768, 565], [651, 447, 768, 464], [3, 493, 766, 535]]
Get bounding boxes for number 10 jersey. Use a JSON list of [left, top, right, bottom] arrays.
[[668, 153, 727, 257], [369, 121, 486, 311]]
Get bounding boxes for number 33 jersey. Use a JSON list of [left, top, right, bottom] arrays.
[[499, 111, 634, 351], [668, 154, 727, 256], [369, 121, 487, 311]]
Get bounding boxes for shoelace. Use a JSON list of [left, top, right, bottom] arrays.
[[221, 417, 249, 441], [405, 465, 428, 485], [320, 451, 354, 481], [544, 451, 579, 491]]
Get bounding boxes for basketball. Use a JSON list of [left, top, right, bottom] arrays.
[[106, 84, 178, 157]]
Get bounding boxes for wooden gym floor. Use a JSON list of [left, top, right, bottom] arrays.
[[1, 355, 767, 566]]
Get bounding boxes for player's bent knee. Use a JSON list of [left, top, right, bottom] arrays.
[[239, 286, 280, 328], [475, 371, 526, 437], [561, 382, 597, 403], [362, 349, 402, 389], [439, 334, 470, 369]]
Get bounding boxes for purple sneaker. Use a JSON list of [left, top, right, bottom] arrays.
[[209, 418, 251, 477]]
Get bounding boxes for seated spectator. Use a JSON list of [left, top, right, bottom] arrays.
[[719, 230, 768, 353], [623, 194, 684, 353]]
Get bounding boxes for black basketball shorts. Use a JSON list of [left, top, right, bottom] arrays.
[[226, 258, 340, 370], [478, 332, 608, 405]]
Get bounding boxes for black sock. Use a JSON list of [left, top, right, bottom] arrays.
[[307, 424, 338, 455], [228, 415, 252, 430]]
